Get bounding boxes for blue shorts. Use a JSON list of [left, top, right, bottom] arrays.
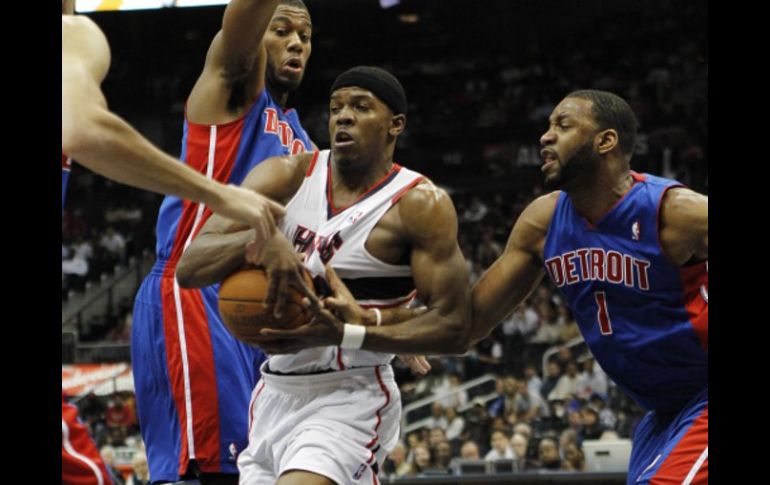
[[628, 388, 708, 484], [131, 262, 266, 482]]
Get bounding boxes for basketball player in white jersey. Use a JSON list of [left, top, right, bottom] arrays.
[[176, 66, 471, 484]]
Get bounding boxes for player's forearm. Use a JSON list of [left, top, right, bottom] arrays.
[[176, 229, 256, 288], [469, 267, 543, 345], [362, 306, 471, 355], [64, 107, 224, 205], [363, 306, 427, 326]]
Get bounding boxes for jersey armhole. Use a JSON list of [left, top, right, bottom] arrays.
[[305, 150, 321, 177]]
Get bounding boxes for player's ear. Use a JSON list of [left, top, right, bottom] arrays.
[[389, 114, 406, 137], [596, 129, 618, 155]]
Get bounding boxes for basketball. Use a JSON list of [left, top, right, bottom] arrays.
[[218, 266, 315, 344]]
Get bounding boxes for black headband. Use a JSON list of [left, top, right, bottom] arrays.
[[330, 66, 407, 115]]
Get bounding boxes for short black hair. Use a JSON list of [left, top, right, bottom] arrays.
[[566, 89, 638, 155]]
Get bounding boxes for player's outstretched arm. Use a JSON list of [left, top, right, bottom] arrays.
[[188, 0, 283, 114], [470, 192, 558, 344], [62, 16, 283, 238]]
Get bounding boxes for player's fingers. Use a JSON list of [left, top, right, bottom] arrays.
[[264, 270, 281, 313], [324, 264, 345, 294], [244, 239, 263, 264], [260, 327, 308, 340], [273, 272, 289, 318], [293, 273, 320, 306], [322, 297, 347, 312], [265, 198, 286, 218], [415, 356, 431, 373]]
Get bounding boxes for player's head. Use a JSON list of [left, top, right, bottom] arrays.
[[539, 89, 638, 190], [264, 0, 312, 94], [328, 66, 407, 172], [62, 0, 75, 14]]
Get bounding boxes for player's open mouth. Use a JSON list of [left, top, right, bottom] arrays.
[[541, 150, 558, 172], [283, 58, 303, 75], [334, 131, 355, 148]]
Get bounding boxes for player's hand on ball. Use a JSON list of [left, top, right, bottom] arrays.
[[259, 296, 345, 350], [322, 264, 370, 324], [255, 234, 319, 319]]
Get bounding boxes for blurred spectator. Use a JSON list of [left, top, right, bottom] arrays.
[[383, 442, 412, 478], [548, 361, 583, 401], [126, 450, 150, 485], [537, 437, 562, 471], [511, 433, 538, 471], [562, 442, 586, 471], [425, 403, 448, 430], [484, 430, 514, 460], [99, 445, 125, 485], [105, 396, 136, 430], [100, 226, 127, 262], [444, 406, 465, 442], [460, 440, 481, 460]]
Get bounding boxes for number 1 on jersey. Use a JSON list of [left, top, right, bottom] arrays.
[[594, 291, 613, 335]]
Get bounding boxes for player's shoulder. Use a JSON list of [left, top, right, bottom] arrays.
[[62, 14, 104, 40], [397, 178, 458, 238], [62, 15, 110, 63], [507, 191, 560, 252], [399, 178, 454, 214], [522, 191, 560, 225], [660, 187, 707, 228]]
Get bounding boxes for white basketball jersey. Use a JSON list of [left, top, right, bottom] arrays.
[[270, 150, 426, 373]]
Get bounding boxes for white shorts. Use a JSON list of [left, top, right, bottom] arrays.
[[237, 362, 401, 484]]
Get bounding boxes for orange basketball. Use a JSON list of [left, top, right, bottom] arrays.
[[218, 266, 315, 345]]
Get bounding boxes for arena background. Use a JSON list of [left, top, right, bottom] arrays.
[[61, 1, 707, 483]]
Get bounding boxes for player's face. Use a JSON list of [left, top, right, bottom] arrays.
[[539, 97, 601, 190], [264, 6, 312, 93], [329, 86, 403, 172]]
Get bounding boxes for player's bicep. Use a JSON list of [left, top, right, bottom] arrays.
[[410, 239, 470, 317], [661, 188, 708, 263], [403, 186, 470, 316]]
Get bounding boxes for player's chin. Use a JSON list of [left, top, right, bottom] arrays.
[[543, 172, 564, 190], [277, 74, 303, 92]]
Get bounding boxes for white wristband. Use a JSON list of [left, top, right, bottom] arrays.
[[373, 308, 382, 326], [341, 323, 366, 349]]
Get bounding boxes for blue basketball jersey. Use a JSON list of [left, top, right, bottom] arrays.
[[153, 89, 312, 267], [543, 172, 707, 412]]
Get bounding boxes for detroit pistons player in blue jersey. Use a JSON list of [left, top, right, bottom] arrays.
[[130, 1, 315, 483], [62, 1, 281, 483], [468, 90, 708, 484]]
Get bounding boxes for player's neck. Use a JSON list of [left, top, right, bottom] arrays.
[[266, 84, 290, 109], [332, 159, 394, 198], [567, 166, 633, 226]]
